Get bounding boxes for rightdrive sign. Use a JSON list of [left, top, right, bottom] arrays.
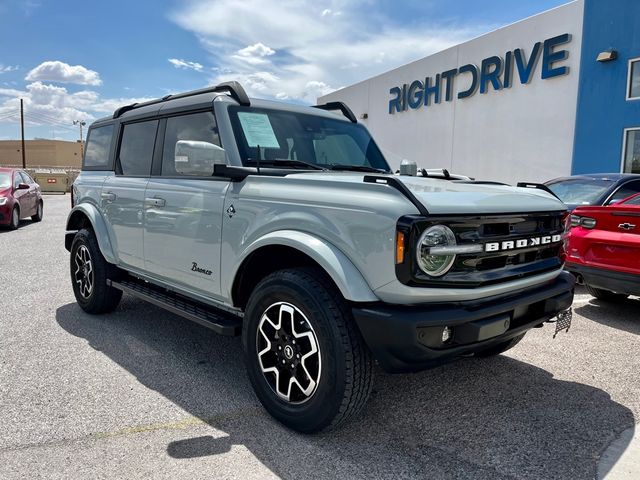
[[388, 33, 572, 114]]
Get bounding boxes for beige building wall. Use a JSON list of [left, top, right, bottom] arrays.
[[0, 140, 83, 168]]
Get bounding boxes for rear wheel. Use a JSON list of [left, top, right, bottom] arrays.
[[585, 285, 628, 302], [70, 228, 122, 314], [475, 333, 526, 357], [31, 201, 43, 222], [242, 267, 374, 433], [8, 206, 19, 230]]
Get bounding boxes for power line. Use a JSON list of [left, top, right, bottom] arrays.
[[0, 110, 19, 120], [24, 111, 77, 127], [23, 112, 77, 131], [25, 109, 78, 126]]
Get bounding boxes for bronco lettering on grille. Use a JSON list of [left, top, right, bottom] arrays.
[[484, 234, 562, 252]]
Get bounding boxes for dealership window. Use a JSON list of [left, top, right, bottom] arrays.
[[623, 128, 640, 173], [627, 58, 640, 100]]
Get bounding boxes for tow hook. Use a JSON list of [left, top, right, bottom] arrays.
[[547, 308, 573, 338]]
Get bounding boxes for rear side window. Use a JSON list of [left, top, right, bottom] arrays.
[[84, 124, 114, 169], [607, 180, 640, 204], [118, 120, 158, 176], [161, 111, 220, 176]]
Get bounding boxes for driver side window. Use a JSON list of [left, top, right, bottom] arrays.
[[13, 172, 21, 189], [161, 111, 220, 176]]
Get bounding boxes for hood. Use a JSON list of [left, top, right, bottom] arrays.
[[396, 175, 566, 214], [0, 187, 10, 197], [290, 172, 566, 215]]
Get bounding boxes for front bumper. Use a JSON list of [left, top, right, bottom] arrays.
[[352, 271, 575, 372], [566, 262, 640, 297]]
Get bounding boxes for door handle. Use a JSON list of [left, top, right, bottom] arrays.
[[101, 192, 116, 202], [145, 197, 166, 208]]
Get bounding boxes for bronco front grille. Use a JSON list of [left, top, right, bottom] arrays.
[[397, 211, 566, 288]]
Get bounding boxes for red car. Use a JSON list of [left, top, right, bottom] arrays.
[[565, 193, 640, 301], [0, 167, 44, 230]]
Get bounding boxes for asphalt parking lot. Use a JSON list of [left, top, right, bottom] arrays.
[[1, 194, 638, 479]]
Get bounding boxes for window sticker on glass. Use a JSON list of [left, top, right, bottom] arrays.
[[238, 112, 280, 148]]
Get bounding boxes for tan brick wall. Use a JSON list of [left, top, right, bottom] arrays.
[[0, 140, 83, 168]]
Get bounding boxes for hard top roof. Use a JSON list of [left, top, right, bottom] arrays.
[[91, 82, 354, 127]]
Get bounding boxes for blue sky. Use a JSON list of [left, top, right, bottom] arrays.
[[0, 0, 568, 141]]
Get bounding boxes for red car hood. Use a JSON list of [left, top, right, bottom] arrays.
[[0, 187, 11, 198]]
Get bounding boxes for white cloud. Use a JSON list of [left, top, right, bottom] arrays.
[[0, 65, 19, 73], [170, 0, 489, 103], [0, 81, 152, 130], [25, 61, 102, 86], [237, 43, 275, 58], [168, 58, 204, 72], [233, 43, 276, 65]]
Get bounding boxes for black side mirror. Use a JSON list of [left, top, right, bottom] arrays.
[[16, 183, 29, 190]]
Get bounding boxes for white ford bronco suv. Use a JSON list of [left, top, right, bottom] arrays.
[[65, 81, 574, 433]]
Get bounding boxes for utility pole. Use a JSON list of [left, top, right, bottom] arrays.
[[20, 98, 26, 168], [73, 120, 86, 154]]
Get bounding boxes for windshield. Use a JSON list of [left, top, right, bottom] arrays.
[[0, 172, 11, 189], [546, 179, 613, 205], [229, 106, 390, 172]]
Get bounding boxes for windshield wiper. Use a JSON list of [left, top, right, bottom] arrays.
[[246, 158, 327, 171], [327, 164, 389, 173]]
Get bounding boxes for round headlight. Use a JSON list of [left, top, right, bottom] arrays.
[[416, 225, 457, 277]]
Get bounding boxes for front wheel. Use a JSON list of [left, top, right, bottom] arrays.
[[242, 267, 374, 433], [8, 206, 19, 230], [70, 228, 122, 314]]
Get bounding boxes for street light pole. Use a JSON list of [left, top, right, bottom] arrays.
[[73, 120, 86, 155]]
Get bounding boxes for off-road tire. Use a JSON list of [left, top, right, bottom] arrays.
[[70, 228, 122, 314], [242, 267, 374, 433], [475, 333, 526, 357], [585, 285, 628, 302], [8, 206, 19, 230], [31, 201, 43, 222]]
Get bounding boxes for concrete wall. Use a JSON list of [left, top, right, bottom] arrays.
[[0, 140, 83, 168], [319, 1, 584, 184]]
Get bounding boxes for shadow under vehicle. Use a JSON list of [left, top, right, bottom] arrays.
[[56, 300, 634, 480]]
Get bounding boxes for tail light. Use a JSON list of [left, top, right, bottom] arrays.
[[570, 215, 596, 229]]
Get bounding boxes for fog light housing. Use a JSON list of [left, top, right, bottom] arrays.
[[442, 326, 453, 343]]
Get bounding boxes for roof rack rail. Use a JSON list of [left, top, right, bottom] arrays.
[[112, 81, 250, 119], [313, 101, 357, 123], [516, 182, 562, 201]]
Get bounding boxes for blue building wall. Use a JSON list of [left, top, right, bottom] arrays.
[[572, 0, 640, 174]]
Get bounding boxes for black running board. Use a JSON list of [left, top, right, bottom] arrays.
[[108, 279, 242, 336]]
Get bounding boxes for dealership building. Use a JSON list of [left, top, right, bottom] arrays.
[[319, 0, 640, 184]]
